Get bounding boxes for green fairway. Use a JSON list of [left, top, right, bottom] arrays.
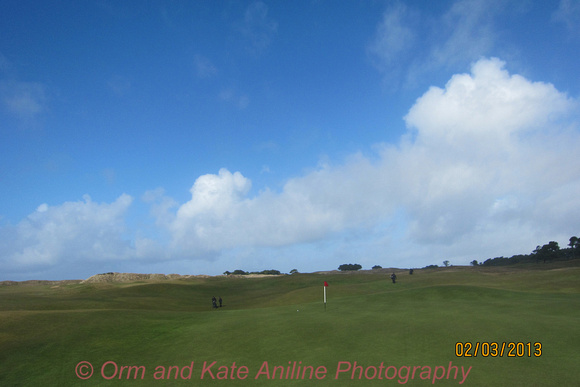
[[1, 262, 579, 386]]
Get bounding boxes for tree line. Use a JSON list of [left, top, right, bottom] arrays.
[[223, 236, 579, 275], [336, 236, 579, 271], [471, 236, 580, 267]]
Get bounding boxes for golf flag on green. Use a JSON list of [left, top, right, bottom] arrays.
[[323, 281, 328, 310]]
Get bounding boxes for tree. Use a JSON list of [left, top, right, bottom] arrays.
[[470, 260, 479, 266], [338, 263, 362, 271], [533, 241, 560, 263], [569, 236, 579, 258], [443, 260, 450, 267], [372, 265, 382, 269], [289, 269, 298, 274]]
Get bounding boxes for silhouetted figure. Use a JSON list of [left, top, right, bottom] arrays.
[[390, 272, 397, 284], [409, 268, 414, 275], [219, 296, 223, 308], [212, 296, 218, 309]]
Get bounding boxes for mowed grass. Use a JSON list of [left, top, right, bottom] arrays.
[[1, 262, 579, 386]]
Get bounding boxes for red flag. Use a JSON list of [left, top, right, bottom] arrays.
[[324, 281, 329, 287]]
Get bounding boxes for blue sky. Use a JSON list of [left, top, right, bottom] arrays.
[[1, 0, 579, 280]]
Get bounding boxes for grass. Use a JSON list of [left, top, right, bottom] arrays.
[[1, 261, 579, 386]]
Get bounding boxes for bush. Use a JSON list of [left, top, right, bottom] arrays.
[[256, 269, 281, 275], [338, 263, 362, 271]]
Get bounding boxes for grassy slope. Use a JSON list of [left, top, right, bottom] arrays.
[[1, 262, 579, 386]]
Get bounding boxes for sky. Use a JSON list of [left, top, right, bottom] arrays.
[[1, 0, 579, 281]]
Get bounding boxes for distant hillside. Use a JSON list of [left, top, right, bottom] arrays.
[[81, 272, 209, 283]]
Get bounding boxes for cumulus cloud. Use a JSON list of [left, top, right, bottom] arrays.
[[168, 169, 252, 253], [396, 58, 578, 245], [161, 166, 352, 256], [158, 58, 579, 264], [0, 194, 134, 272], [405, 58, 572, 139]]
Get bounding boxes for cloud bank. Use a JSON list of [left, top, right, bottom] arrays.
[[2, 58, 579, 277], [157, 57, 578, 262], [1, 194, 133, 273]]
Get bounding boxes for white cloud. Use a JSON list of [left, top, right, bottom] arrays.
[[177, 168, 251, 220], [404, 57, 573, 148], [0, 194, 134, 271], [158, 57, 579, 266], [391, 58, 578, 245], [160, 166, 351, 256], [168, 169, 252, 253]]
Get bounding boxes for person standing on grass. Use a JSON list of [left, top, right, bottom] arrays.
[[390, 272, 397, 284], [212, 296, 218, 309], [219, 296, 223, 308]]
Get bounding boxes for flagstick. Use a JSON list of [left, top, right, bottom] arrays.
[[324, 285, 327, 311]]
